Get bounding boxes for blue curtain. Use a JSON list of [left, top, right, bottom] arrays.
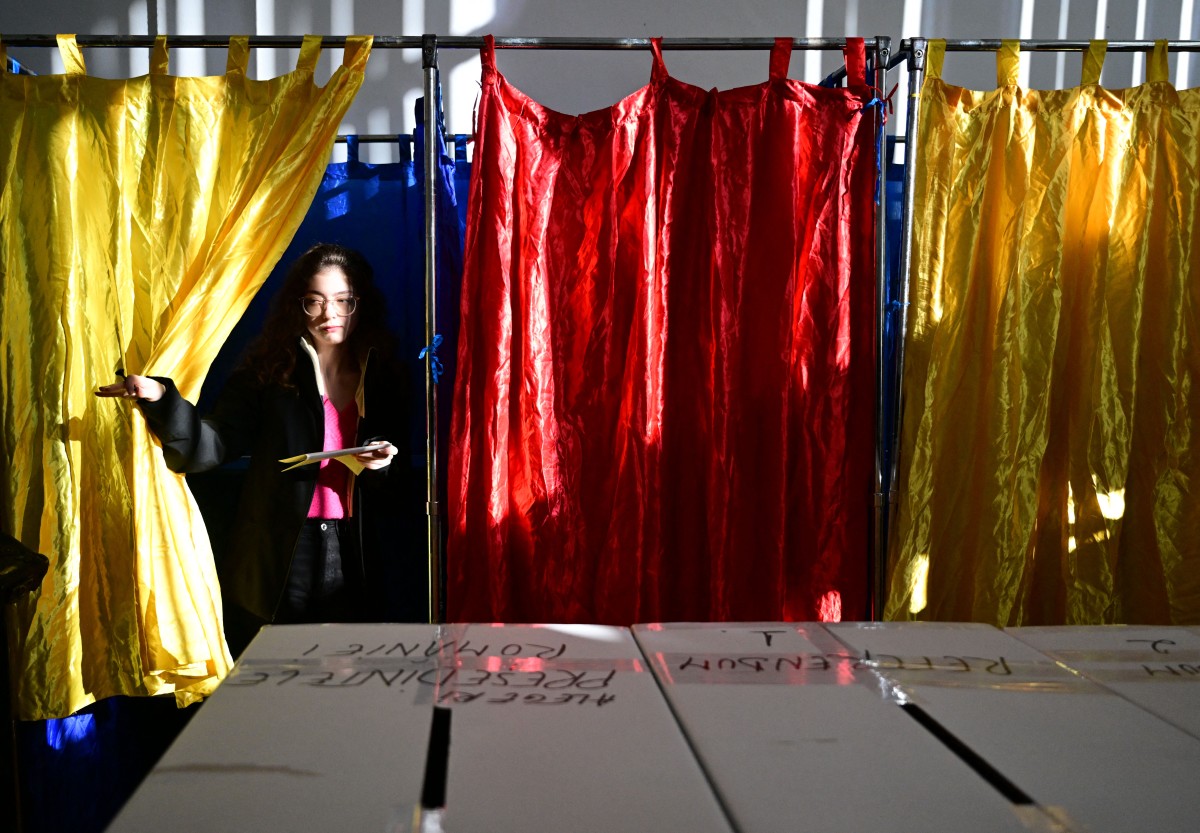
[[190, 99, 468, 621], [12, 695, 196, 833], [881, 134, 905, 487], [4, 55, 36, 75]]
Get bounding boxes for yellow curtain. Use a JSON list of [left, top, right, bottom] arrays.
[[1, 34, 372, 719], [888, 40, 1200, 626]]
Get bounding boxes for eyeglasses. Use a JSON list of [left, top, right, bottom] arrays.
[[300, 295, 358, 317]]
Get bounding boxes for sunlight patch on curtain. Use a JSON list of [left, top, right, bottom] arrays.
[[888, 39, 1200, 626], [449, 37, 876, 625]]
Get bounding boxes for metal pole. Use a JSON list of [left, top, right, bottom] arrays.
[[421, 35, 442, 625], [433, 36, 885, 51], [916, 38, 1200, 52], [335, 134, 413, 144], [871, 36, 891, 622], [11, 34, 1200, 53], [4, 34, 1197, 60], [0, 34, 892, 51], [883, 39, 927, 622], [0, 34, 425, 48], [10, 34, 1198, 53]]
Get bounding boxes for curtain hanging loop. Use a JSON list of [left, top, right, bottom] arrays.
[[997, 39, 1021, 87], [650, 37, 667, 82], [843, 37, 867, 86], [1147, 39, 1170, 83], [343, 34, 372, 70], [480, 34, 496, 79], [926, 39, 946, 81], [296, 33, 321, 73], [57, 34, 86, 75], [150, 34, 169, 75], [226, 35, 249, 75], [1081, 40, 1106, 85], [769, 37, 791, 81]]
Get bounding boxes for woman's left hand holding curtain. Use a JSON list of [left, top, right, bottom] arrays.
[[95, 374, 166, 402]]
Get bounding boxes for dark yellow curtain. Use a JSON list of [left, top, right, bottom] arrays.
[[888, 40, 1200, 626], [1, 34, 371, 719]]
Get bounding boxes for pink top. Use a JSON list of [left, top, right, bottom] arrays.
[[307, 396, 359, 519]]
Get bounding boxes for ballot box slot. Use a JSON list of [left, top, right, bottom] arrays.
[[901, 702, 1034, 806], [420, 705, 453, 809]]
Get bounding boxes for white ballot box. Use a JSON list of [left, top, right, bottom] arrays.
[[633, 622, 1030, 833], [827, 621, 1200, 833], [1007, 624, 1200, 741], [107, 623, 442, 832], [431, 623, 733, 833], [108, 623, 733, 833]]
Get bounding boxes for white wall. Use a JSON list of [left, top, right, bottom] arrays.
[[6, 1, 1198, 162]]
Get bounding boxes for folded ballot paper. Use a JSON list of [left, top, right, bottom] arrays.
[[279, 445, 377, 474]]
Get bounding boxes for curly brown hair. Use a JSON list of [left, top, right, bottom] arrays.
[[241, 243, 396, 388]]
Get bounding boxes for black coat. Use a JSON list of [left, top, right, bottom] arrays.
[[139, 344, 418, 624]]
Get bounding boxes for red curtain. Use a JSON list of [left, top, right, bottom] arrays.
[[448, 36, 876, 624]]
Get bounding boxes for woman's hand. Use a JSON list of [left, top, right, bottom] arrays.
[[354, 440, 397, 471], [95, 374, 166, 402]]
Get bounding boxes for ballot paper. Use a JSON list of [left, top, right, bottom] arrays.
[[279, 445, 377, 473]]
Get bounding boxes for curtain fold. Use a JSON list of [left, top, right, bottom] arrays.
[[1, 34, 371, 719], [448, 37, 876, 624], [887, 40, 1200, 625]]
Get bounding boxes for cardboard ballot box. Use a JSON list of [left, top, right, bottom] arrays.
[[107, 623, 441, 832], [428, 623, 732, 833], [827, 622, 1200, 833], [633, 622, 1029, 833], [1008, 625, 1200, 741], [108, 623, 733, 833]]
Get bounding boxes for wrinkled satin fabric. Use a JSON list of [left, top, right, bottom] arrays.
[[888, 40, 1200, 626], [0, 35, 371, 719], [448, 37, 876, 625]]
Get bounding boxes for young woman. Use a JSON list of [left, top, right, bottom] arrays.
[[98, 243, 414, 653]]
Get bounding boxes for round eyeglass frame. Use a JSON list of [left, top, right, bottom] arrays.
[[299, 295, 359, 317]]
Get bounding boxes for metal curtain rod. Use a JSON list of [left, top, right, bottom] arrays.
[[333, 134, 467, 144], [335, 134, 409, 144], [900, 38, 1200, 52], [437, 36, 884, 50], [2, 35, 421, 48], [2, 34, 882, 51], [0, 34, 415, 48]]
